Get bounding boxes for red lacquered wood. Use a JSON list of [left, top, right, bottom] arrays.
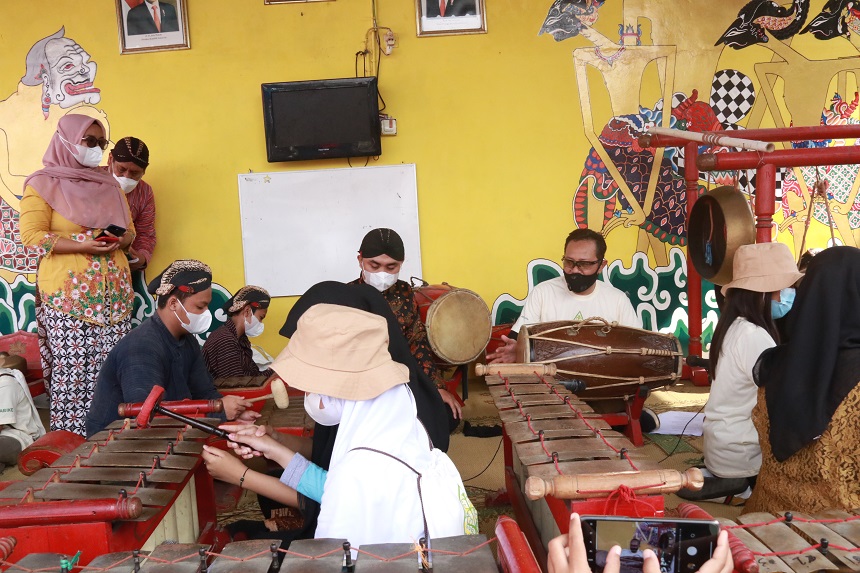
[[677, 502, 759, 573], [18, 430, 86, 476], [0, 496, 142, 527], [118, 399, 222, 417], [495, 515, 542, 573]]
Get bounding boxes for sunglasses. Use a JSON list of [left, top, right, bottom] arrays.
[[561, 257, 601, 271], [81, 135, 109, 150]]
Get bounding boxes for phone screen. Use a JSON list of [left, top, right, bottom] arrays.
[[581, 516, 719, 573]]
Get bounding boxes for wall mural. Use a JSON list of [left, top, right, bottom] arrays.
[[0, 28, 232, 339], [492, 0, 860, 352]]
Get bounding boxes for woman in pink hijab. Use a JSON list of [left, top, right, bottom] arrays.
[[20, 114, 136, 436]]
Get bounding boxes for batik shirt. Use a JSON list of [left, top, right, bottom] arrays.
[[351, 277, 445, 388], [202, 319, 273, 379]]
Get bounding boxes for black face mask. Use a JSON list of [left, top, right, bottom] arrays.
[[564, 271, 600, 293]]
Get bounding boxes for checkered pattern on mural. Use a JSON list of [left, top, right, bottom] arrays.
[[710, 69, 756, 127]]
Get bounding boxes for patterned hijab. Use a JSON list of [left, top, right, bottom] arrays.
[[23, 114, 130, 230], [754, 246, 860, 461]]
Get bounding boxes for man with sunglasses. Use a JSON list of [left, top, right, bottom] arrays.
[[487, 228, 640, 364]]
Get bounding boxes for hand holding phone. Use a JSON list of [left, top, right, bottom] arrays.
[[95, 224, 126, 240], [580, 515, 720, 573]]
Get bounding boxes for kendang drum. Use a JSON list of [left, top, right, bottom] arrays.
[[413, 283, 492, 365], [517, 318, 683, 400]]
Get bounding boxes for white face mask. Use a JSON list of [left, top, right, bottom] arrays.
[[244, 312, 265, 338], [174, 300, 213, 334], [59, 134, 104, 167], [113, 174, 139, 193], [362, 269, 399, 292], [304, 393, 344, 426]]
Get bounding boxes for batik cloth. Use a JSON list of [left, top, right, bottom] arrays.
[[37, 305, 130, 436]]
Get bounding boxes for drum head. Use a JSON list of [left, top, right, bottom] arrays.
[[425, 288, 491, 364]]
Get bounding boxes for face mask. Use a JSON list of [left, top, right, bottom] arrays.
[[244, 312, 265, 338], [564, 271, 600, 293], [113, 174, 139, 193], [174, 300, 212, 334], [362, 269, 399, 292], [59, 134, 104, 167], [771, 287, 795, 320], [304, 392, 344, 426]]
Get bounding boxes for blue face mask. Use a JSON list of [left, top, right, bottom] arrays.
[[771, 287, 795, 320]]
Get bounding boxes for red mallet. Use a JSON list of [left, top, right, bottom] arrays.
[[118, 398, 223, 418], [135, 386, 229, 439]]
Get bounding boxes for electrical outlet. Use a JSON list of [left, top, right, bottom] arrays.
[[380, 116, 397, 135], [383, 30, 396, 55]]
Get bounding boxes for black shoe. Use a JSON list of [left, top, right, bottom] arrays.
[[640, 408, 660, 433], [463, 421, 503, 438], [676, 475, 751, 502]]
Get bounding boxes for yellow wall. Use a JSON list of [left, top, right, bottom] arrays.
[[0, 1, 854, 354]]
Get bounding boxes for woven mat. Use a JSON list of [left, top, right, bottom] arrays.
[[645, 433, 699, 455]]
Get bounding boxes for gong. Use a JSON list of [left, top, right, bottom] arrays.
[[688, 186, 755, 285]]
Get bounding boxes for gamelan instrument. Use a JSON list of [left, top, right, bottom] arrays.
[[135, 385, 230, 438], [214, 373, 274, 411], [682, 505, 860, 573], [1, 520, 542, 572], [479, 362, 702, 567], [0, 415, 219, 565], [516, 318, 683, 401], [413, 282, 492, 365], [688, 185, 756, 285]]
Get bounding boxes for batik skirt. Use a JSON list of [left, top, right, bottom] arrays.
[[37, 306, 131, 436]]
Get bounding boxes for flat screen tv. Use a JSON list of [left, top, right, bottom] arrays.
[[261, 77, 381, 162]]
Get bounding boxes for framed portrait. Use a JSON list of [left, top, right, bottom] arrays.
[[115, 0, 190, 55], [416, 0, 487, 37]]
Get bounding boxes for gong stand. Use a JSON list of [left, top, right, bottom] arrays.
[[639, 125, 860, 369]]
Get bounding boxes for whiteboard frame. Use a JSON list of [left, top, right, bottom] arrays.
[[237, 164, 422, 297]]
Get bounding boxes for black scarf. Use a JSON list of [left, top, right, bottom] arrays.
[[754, 246, 860, 461]]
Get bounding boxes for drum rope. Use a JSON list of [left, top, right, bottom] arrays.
[[525, 336, 682, 358], [554, 368, 678, 386]]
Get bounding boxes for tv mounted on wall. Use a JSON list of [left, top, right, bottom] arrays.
[[261, 77, 381, 162]]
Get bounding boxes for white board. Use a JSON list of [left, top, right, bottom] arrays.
[[238, 165, 421, 297]]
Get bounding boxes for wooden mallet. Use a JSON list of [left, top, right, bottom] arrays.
[[135, 385, 230, 439], [243, 377, 290, 409]]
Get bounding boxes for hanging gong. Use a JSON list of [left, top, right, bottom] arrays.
[[688, 186, 755, 286]]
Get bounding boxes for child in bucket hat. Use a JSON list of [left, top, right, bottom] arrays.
[[202, 304, 477, 552], [678, 242, 803, 505]]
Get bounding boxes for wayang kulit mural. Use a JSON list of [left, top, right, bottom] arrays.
[[0, 28, 232, 338], [493, 0, 860, 352]]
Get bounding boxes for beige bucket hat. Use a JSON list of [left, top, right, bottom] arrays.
[[270, 303, 409, 401], [721, 242, 804, 295]]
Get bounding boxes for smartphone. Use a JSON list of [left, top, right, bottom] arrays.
[[96, 224, 126, 240], [580, 515, 720, 573]]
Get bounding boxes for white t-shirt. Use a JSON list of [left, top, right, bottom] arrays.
[[0, 369, 46, 449], [703, 318, 774, 478], [511, 277, 642, 334]]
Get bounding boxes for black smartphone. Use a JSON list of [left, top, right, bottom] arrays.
[[95, 224, 126, 239], [580, 515, 720, 573]]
